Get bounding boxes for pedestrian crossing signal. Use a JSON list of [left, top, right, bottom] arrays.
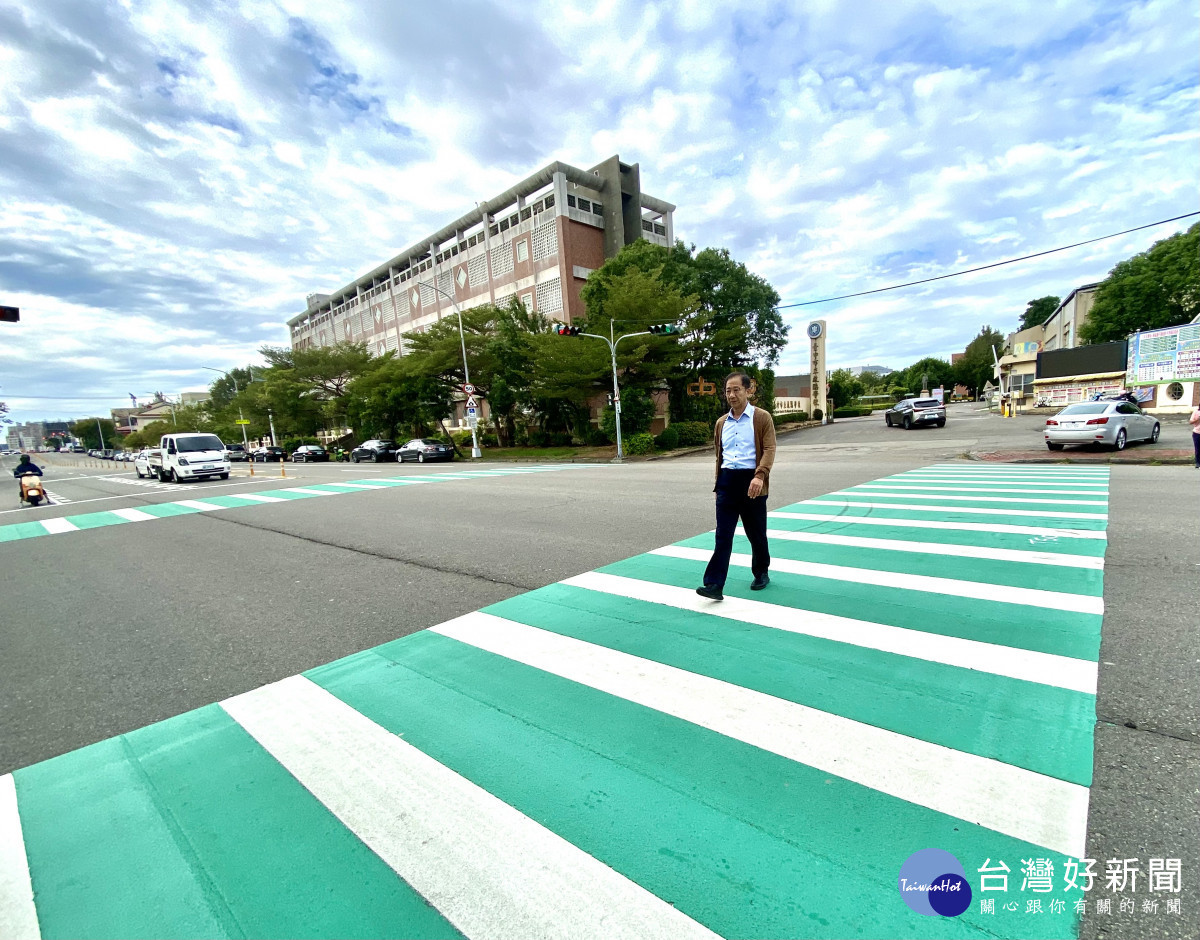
[[556, 325, 580, 336], [648, 324, 676, 334]]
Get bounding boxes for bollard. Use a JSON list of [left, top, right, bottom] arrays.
[[249, 460, 254, 476], [280, 459, 286, 478]]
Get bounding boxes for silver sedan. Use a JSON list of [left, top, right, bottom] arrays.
[[1043, 400, 1160, 451]]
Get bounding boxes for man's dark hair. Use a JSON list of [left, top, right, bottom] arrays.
[[724, 371, 751, 391]]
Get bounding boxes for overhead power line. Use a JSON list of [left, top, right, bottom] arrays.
[[775, 211, 1200, 310]]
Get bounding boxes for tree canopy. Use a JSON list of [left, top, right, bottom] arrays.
[[1079, 222, 1199, 344], [953, 326, 1005, 394], [1019, 296, 1060, 331]]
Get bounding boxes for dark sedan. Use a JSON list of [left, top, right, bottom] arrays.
[[397, 438, 455, 463], [350, 440, 399, 462], [291, 445, 329, 462], [250, 446, 287, 462]]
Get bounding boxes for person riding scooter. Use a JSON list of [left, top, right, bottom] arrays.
[[13, 454, 44, 502]]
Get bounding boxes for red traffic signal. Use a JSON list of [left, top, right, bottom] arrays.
[[0, 305, 19, 323], [556, 324, 581, 336]]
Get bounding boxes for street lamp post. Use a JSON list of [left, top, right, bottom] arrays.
[[268, 409, 278, 447], [416, 279, 481, 458], [202, 367, 251, 454]]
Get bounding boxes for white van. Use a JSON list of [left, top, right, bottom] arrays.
[[149, 433, 231, 482]]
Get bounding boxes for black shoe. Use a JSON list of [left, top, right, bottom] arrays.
[[750, 573, 770, 591], [695, 584, 724, 601]]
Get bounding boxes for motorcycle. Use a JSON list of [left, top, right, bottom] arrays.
[[17, 472, 45, 507]]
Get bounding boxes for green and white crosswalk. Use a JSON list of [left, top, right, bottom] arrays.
[[0, 465, 594, 543], [0, 464, 1109, 939]]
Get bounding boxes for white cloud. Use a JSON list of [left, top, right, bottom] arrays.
[[0, 0, 1196, 425]]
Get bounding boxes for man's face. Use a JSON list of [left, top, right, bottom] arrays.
[[725, 380, 749, 405]]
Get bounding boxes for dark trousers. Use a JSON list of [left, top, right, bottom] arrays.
[[1193, 432, 1199, 468], [703, 468, 770, 589]]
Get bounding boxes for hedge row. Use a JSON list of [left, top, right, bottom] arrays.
[[832, 406, 874, 418]]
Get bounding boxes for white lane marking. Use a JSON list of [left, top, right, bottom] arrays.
[[770, 511, 1107, 541], [229, 493, 289, 503], [340, 468, 381, 473], [563, 571, 1099, 694], [111, 507, 156, 522], [859, 484, 1108, 496], [812, 499, 1107, 521], [222, 676, 718, 940], [650, 545, 1104, 614], [433, 613, 1089, 858], [323, 481, 393, 489], [173, 500, 225, 512], [278, 487, 334, 496], [918, 464, 1109, 474], [40, 517, 79, 535], [0, 774, 40, 940], [833, 490, 1107, 507], [42, 490, 68, 505], [753, 527, 1104, 569]]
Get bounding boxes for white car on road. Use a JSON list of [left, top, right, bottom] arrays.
[[134, 448, 159, 478]]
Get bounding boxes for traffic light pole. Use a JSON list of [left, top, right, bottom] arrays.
[[576, 324, 656, 462]]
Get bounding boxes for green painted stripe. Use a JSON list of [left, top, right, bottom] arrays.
[[784, 501, 1110, 530], [600, 552, 1102, 661], [674, 532, 1103, 596], [308, 634, 1077, 939], [0, 521, 54, 542], [817, 493, 1109, 515], [766, 514, 1106, 557], [15, 705, 464, 940], [483, 584, 1095, 784], [137, 501, 221, 518]]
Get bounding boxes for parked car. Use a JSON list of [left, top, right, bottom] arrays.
[[397, 438, 454, 463], [250, 446, 287, 462], [1043, 400, 1160, 451], [350, 440, 399, 462], [134, 448, 159, 478], [224, 444, 248, 462], [884, 397, 946, 429], [291, 445, 329, 462]]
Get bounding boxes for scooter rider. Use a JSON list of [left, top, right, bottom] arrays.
[[13, 453, 43, 497]]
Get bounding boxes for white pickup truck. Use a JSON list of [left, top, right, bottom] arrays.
[[149, 432, 231, 482]]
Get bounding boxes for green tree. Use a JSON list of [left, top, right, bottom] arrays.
[[343, 357, 454, 440], [900, 357, 955, 394], [599, 387, 657, 441], [70, 418, 117, 450], [826, 369, 864, 411], [953, 326, 1005, 396], [1019, 296, 1061, 331], [581, 239, 788, 369], [1079, 222, 1200, 344]]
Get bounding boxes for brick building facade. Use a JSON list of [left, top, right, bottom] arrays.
[[288, 156, 675, 356]]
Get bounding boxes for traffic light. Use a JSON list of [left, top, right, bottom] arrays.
[[556, 324, 581, 336], [0, 306, 19, 323], [648, 323, 676, 334]]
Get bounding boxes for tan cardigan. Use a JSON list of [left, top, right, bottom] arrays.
[[713, 407, 777, 496]]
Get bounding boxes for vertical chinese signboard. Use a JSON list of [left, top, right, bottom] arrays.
[[808, 320, 827, 418]]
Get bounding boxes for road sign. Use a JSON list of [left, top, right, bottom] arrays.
[[466, 395, 477, 408], [463, 384, 475, 394], [235, 419, 250, 425], [467, 414, 478, 428], [467, 406, 477, 417]]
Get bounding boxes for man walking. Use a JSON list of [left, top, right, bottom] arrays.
[[696, 371, 777, 601]]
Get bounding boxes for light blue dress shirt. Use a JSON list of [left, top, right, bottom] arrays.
[[721, 403, 758, 469]]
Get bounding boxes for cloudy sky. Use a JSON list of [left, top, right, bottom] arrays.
[[1, 0, 1196, 423]]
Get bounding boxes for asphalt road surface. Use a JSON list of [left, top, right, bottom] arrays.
[[1, 402, 1195, 939]]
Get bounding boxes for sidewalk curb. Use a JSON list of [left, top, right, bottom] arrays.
[[965, 450, 1195, 465]]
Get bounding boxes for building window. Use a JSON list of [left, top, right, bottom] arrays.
[[567, 194, 576, 208], [1166, 382, 1184, 401], [499, 218, 509, 232], [642, 219, 653, 231], [515, 239, 529, 263], [544, 194, 555, 208], [653, 223, 666, 235], [520, 293, 533, 310], [592, 201, 603, 214], [520, 207, 532, 221], [577, 198, 591, 213]]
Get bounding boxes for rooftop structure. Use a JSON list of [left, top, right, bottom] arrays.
[[289, 156, 675, 355]]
